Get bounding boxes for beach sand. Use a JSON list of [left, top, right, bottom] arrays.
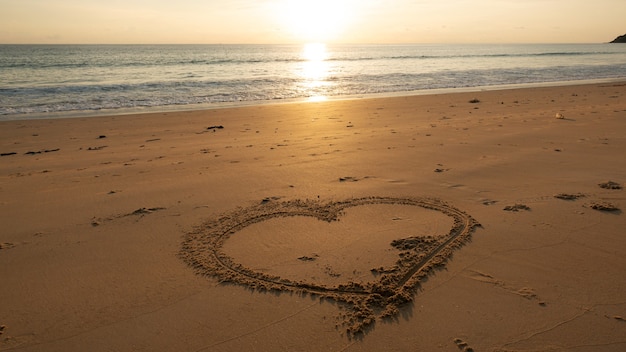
[[1, 82, 626, 351]]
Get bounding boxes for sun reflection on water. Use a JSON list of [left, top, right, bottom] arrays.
[[299, 43, 331, 101], [303, 43, 328, 61]]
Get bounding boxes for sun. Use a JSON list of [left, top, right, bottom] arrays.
[[278, 0, 354, 42]]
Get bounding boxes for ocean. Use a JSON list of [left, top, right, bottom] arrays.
[[1, 43, 625, 120]]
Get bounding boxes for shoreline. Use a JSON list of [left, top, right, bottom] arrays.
[[2, 77, 625, 122]]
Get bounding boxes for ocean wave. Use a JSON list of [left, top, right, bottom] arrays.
[[3, 64, 625, 117]]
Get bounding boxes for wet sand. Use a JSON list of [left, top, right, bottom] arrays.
[[1, 82, 626, 351]]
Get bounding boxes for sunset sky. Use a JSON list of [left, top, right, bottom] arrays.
[[1, 0, 624, 44]]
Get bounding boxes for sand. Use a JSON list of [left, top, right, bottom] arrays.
[[1, 82, 626, 351]]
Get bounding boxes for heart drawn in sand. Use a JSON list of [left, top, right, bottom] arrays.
[[180, 196, 480, 335]]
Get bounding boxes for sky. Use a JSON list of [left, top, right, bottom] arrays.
[[1, 0, 625, 44]]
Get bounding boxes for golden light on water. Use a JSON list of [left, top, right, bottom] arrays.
[[300, 43, 330, 101], [302, 42, 328, 61]]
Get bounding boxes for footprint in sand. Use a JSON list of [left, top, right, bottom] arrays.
[[91, 206, 167, 226], [503, 204, 530, 212], [339, 176, 359, 182], [598, 181, 622, 190], [469, 270, 545, 305], [554, 193, 585, 200], [453, 337, 475, 351], [0, 243, 16, 250], [87, 146, 107, 151], [585, 201, 620, 212]]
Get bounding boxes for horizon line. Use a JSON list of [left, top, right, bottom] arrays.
[[0, 41, 618, 46]]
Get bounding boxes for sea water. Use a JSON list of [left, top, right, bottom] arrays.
[[1, 43, 625, 119]]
